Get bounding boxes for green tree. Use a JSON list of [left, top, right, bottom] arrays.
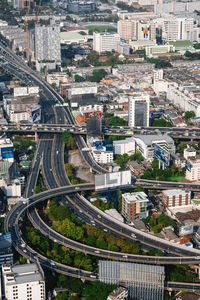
[[178, 142, 187, 154], [65, 58, 71, 66], [62, 131, 76, 150], [74, 74, 85, 82], [87, 50, 99, 65], [87, 69, 107, 82], [51, 82, 57, 90], [64, 163, 75, 177], [106, 116, 128, 126], [19, 256, 27, 264], [55, 293, 67, 300], [153, 119, 172, 127], [184, 111, 195, 121], [83, 281, 116, 300], [130, 151, 143, 162]]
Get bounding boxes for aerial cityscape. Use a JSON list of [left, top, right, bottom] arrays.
[[3, 0, 200, 299]]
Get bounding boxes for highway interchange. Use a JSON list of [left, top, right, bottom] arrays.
[[2, 41, 200, 292]]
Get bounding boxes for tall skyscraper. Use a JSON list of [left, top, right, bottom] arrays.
[[93, 32, 120, 53], [35, 24, 61, 64], [128, 94, 150, 127]]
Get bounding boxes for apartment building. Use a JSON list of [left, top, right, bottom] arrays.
[[35, 24, 61, 64], [167, 83, 200, 117], [93, 32, 120, 54], [122, 192, 149, 222], [186, 159, 200, 181], [2, 263, 45, 300], [162, 189, 191, 207], [128, 94, 150, 127]]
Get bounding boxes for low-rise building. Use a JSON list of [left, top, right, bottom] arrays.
[[134, 134, 175, 162], [0, 233, 13, 267], [92, 149, 113, 164], [145, 44, 175, 58], [186, 158, 200, 181], [122, 191, 150, 222], [2, 263, 45, 300], [113, 137, 135, 156], [107, 287, 128, 300], [162, 189, 191, 207], [184, 146, 196, 160]]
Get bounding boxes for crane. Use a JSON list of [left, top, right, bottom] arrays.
[[24, 4, 30, 62], [35, 0, 42, 25]]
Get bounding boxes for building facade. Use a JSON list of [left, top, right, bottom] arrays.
[[122, 191, 149, 222], [93, 32, 121, 54], [162, 189, 191, 207], [128, 94, 150, 127], [35, 24, 61, 64], [2, 263, 45, 300], [186, 159, 200, 181]]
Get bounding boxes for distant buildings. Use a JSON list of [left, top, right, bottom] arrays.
[[86, 116, 102, 137], [122, 191, 149, 222], [35, 24, 61, 71], [93, 32, 121, 54], [162, 189, 191, 207], [13, 0, 34, 9], [128, 94, 150, 127], [4, 87, 40, 123], [67, 1, 96, 13], [2, 263, 45, 300]]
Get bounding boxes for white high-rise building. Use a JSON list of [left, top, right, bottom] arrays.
[[128, 94, 150, 127], [93, 32, 120, 53], [35, 24, 61, 63], [2, 263, 45, 300], [156, 14, 195, 41]]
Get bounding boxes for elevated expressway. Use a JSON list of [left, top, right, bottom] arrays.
[[2, 42, 200, 292]]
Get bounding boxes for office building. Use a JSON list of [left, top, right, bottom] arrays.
[[99, 261, 165, 300], [128, 94, 150, 127], [145, 44, 175, 58], [186, 159, 200, 181], [133, 134, 175, 162], [35, 24, 61, 67], [162, 189, 191, 207], [93, 32, 120, 54], [122, 191, 149, 222], [113, 137, 135, 156], [86, 116, 102, 137], [0, 233, 13, 267], [67, 1, 96, 13], [2, 263, 45, 300]]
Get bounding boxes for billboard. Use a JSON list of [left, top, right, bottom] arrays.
[[1, 146, 14, 159], [154, 144, 170, 166], [31, 105, 41, 123], [95, 170, 131, 190], [83, 111, 101, 121], [185, 160, 192, 172]]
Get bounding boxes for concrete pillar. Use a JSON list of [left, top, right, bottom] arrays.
[[35, 131, 38, 142]]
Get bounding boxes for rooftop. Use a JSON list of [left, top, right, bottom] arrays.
[[163, 189, 190, 196], [122, 191, 149, 203], [134, 134, 174, 146]]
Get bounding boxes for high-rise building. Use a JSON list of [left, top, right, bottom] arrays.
[[117, 19, 156, 42], [2, 263, 45, 300], [128, 94, 150, 127], [117, 20, 135, 42], [93, 32, 121, 53], [122, 191, 149, 222], [13, 0, 34, 9], [35, 24, 61, 64]]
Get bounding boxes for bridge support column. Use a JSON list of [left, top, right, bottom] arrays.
[[35, 132, 38, 142], [90, 167, 93, 173], [198, 265, 200, 279]]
